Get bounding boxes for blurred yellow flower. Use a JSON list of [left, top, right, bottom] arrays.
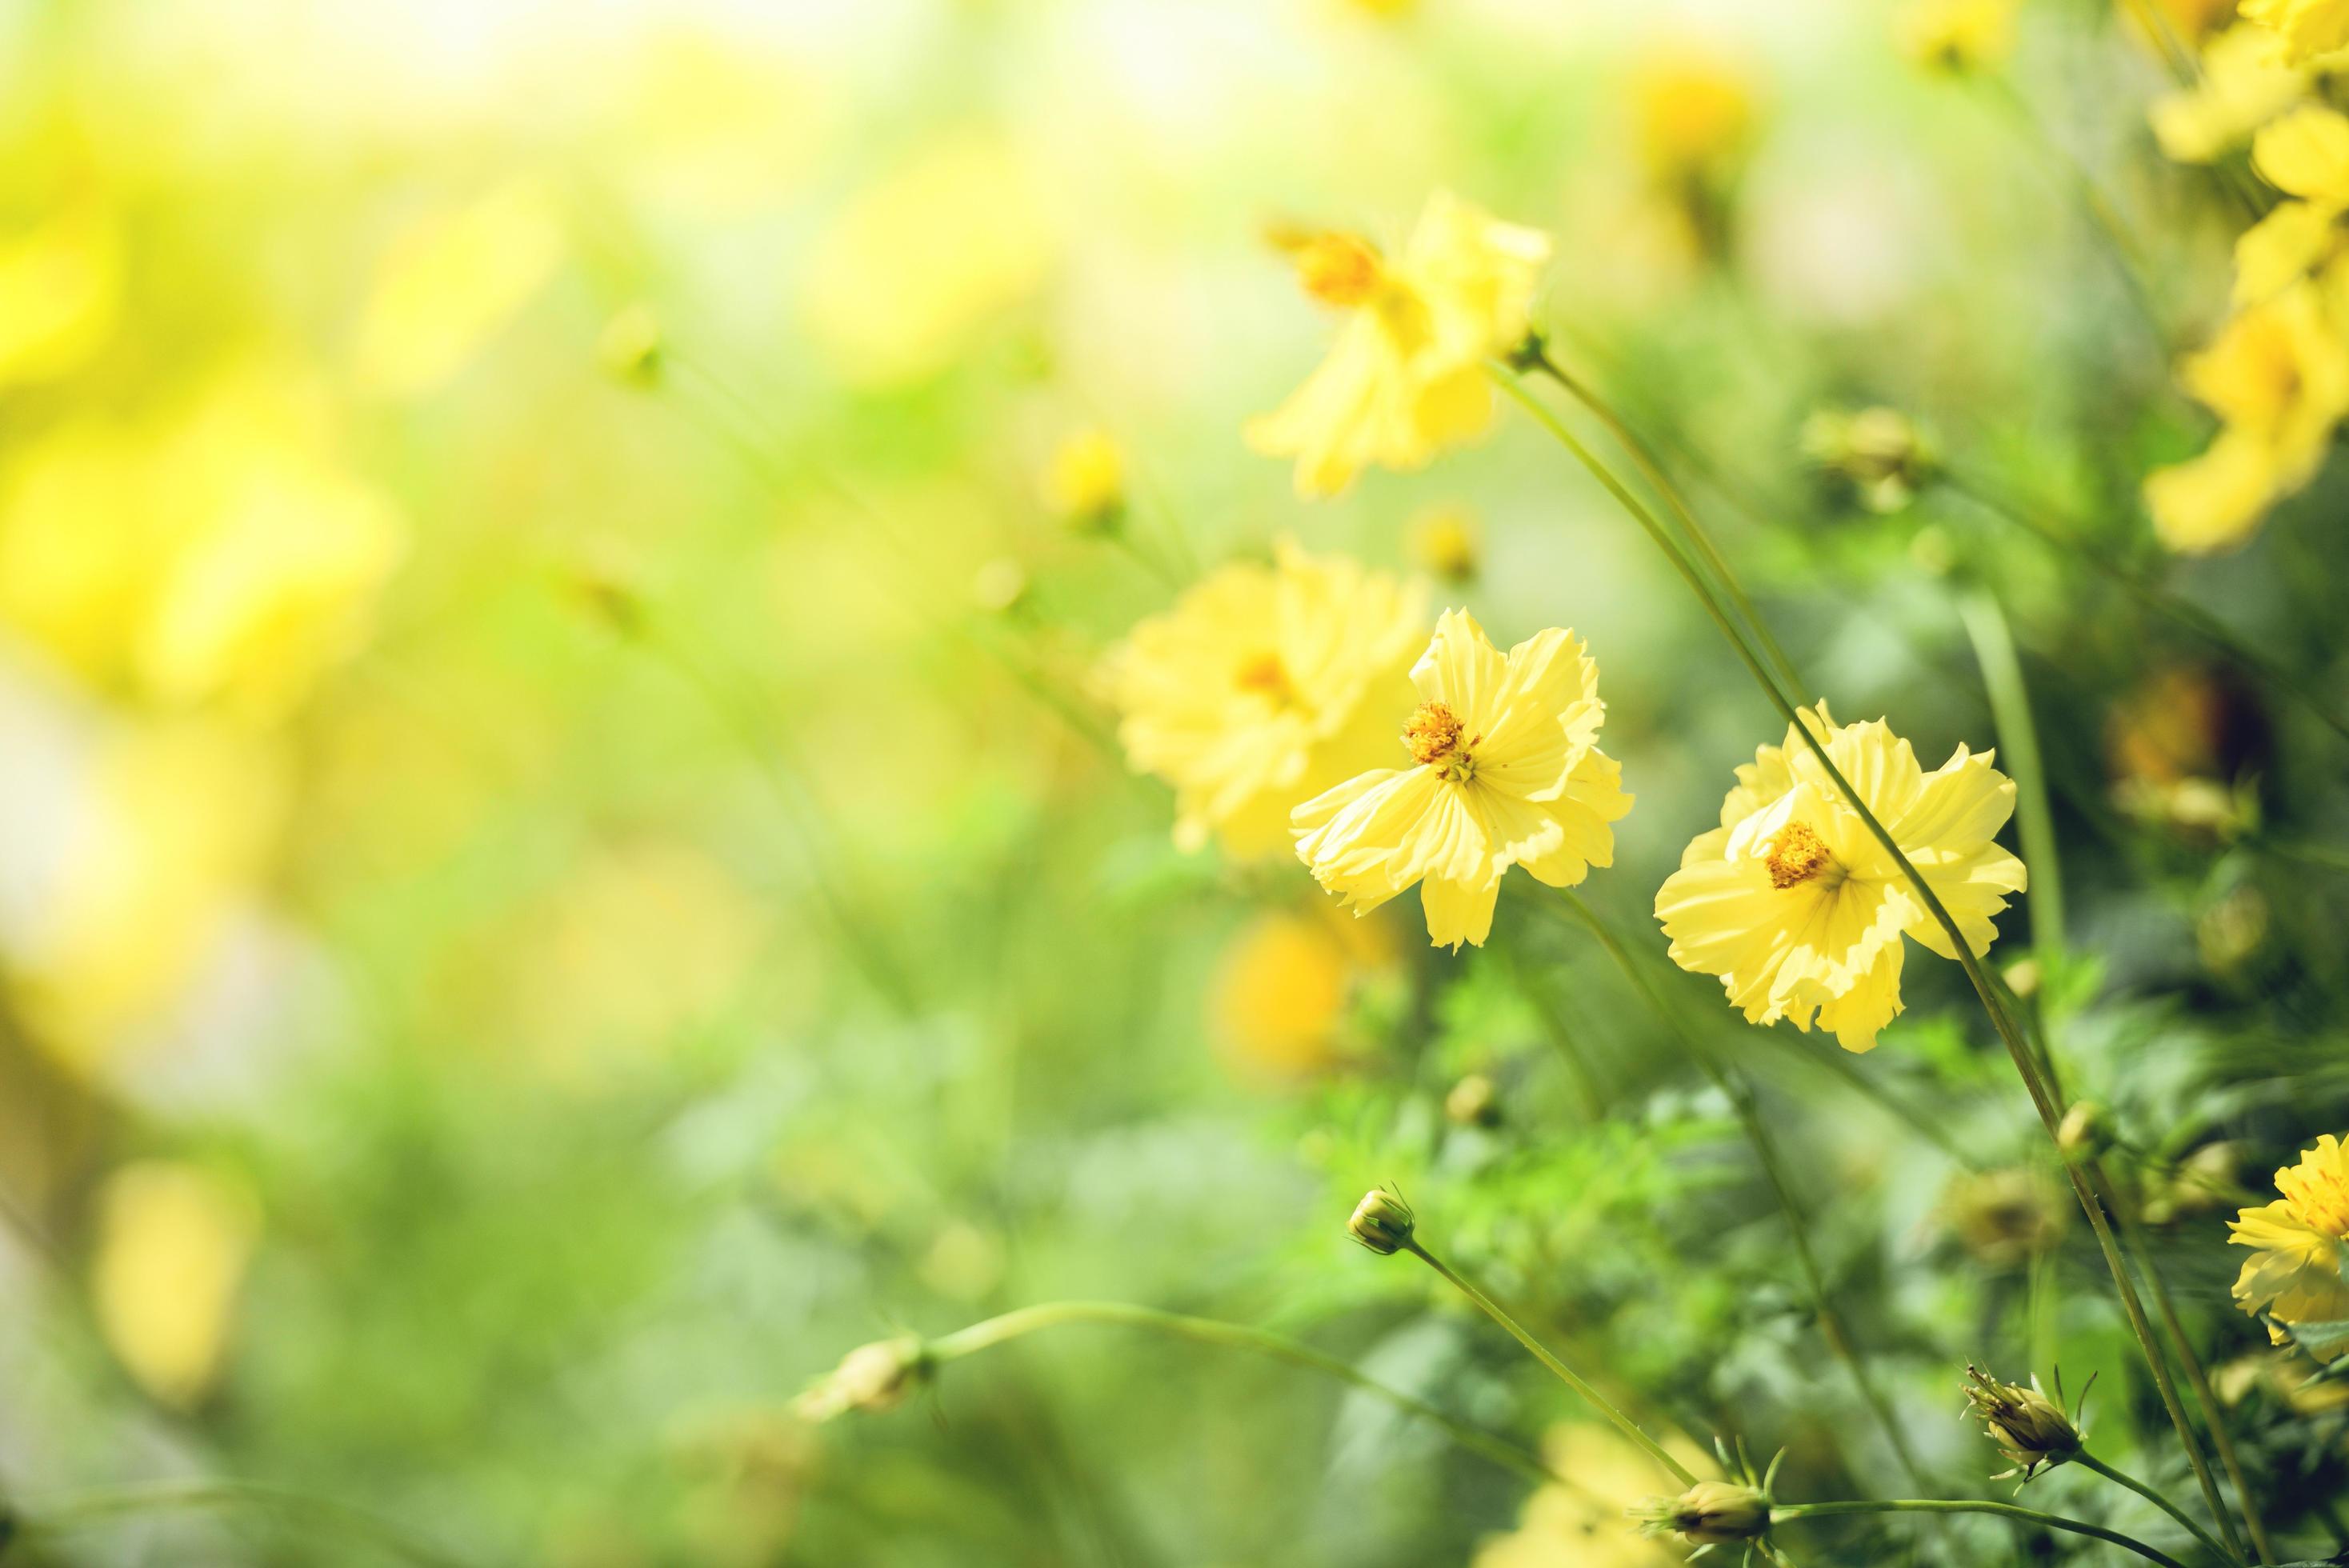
[[2232, 199, 2340, 305], [1293, 609, 1631, 950], [2145, 431, 2282, 554], [1655, 705, 2025, 1053], [1943, 1166, 2068, 1269], [1408, 504, 1481, 583], [2230, 1133, 2349, 1337], [1102, 542, 1426, 858], [354, 180, 566, 397], [2243, 0, 2349, 64], [91, 1160, 260, 1408], [1476, 1424, 1700, 1568], [2252, 102, 2349, 201], [0, 206, 119, 389], [1041, 426, 1126, 530], [1248, 191, 1550, 498], [2151, 26, 2307, 164], [1208, 910, 1357, 1079], [800, 134, 1054, 388], [1897, 0, 2018, 72], [1630, 51, 1757, 184]]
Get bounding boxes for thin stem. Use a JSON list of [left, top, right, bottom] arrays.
[[1774, 1498, 2190, 1568], [18, 1479, 472, 1568], [1498, 935, 1605, 1120], [1554, 891, 1931, 1491], [2076, 1450, 2245, 1567], [1526, 350, 1805, 697], [1943, 470, 2349, 748], [2099, 1167, 2276, 1563], [1397, 1238, 1696, 1486], [1507, 372, 2247, 1562], [1956, 590, 2066, 975], [925, 1300, 1555, 1489]]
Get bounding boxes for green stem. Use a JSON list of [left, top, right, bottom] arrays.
[[2076, 1450, 2245, 1567], [1526, 350, 1805, 698], [17, 1479, 471, 1568], [1957, 590, 2066, 975], [1943, 470, 2349, 749], [1497, 934, 1605, 1120], [1397, 1238, 1696, 1486], [926, 1301, 1555, 1489], [1507, 369, 2247, 1563], [1774, 1498, 2190, 1568], [2099, 1167, 2277, 1564], [1553, 890, 1931, 1491]]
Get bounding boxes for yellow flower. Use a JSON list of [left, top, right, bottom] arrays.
[[2232, 200, 2342, 306], [0, 206, 119, 390], [1292, 609, 1631, 950], [1630, 50, 1758, 184], [1041, 426, 1125, 530], [1654, 705, 2026, 1053], [1102, 542, 1426, 858], [353, 180, 566, 398], [1209, 910, 1367, 1080], [2242, 0, 2349, 64], [1476, 1425, 1705, 1568], [2150, 26, 2307, 165], [2253, 102, 2349, 202], [2229, 1133, 2349, 1336], [1408, 504, 1481, 583], [2146, 430, 2283, 553], [1897, 0, 2019, 73], [91, 1161, 260, 1408], [1248, 192, 1550, 498]]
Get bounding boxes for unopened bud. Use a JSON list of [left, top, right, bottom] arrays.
[[1347, 1188, 1415, 1255], [793, 1336, 930, 1422], [596, 302, 663, 388], [1802, 405, 1934, 513], [1633, 1481, 1773, 1546], [1042, 427, 1125, 534], [1445, 1073, 1499, 1127], [2056, 1101, 2111, 1160], [1963, 1365, 2081, 1482], [1409, 506, 1481, 585]]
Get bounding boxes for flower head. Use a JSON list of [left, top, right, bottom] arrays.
[[1653, 704, 2026, 1053], [1898, 0, 2018, 73], [1249, 192, 1550, 498], [1631, 1480, 1773, 1546], [2149, 25, 2308, 164], [2229, 1133, 2349, 1339], [1102, 542, 1426, 858], [2242, 0, 2349, 64], [1962, 1365, 2083, 1483], [1293, 610, 1631, 950], [1042, 426, 1126, 531], [1347, 1187, 1417, 1254]]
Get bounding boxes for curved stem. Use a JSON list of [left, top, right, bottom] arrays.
[[1957, 590, 2066, 975], [926, 1301, 1555, 1489], [1396, 1239, 1696, 1486], [2075, 1450, 2243, 1567], [1553, 891, 1932, 1491], [1774, 1498, 2190, 1568], [17, 1479, 471, 1568], [1505, 369, 2247, 1562]]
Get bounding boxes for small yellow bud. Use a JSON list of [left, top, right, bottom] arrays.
[[1444, 1073, 1499, 1127], [2056, 1101, 2111, 1161], [1042, 427, 1125, 532], [794, 1336, 930, 1422], [2003, 956, 2042, 998], [596, 302, 663, 388], [1633, 1480, 1774, 1546], [1802, 405, 1933, 512], [1347, 1188, 1415, 1255], [1963, 1365, 2082, 1482], [1408, 506, 1481, 584]]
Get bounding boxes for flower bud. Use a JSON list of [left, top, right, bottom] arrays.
[[1963, 1365, 2081, 1482], [596, 302, 663, 388], [1634, 1481, 1773, 1546], [1042, 428, 1125, 534], [793, 1336, 930, 1422], [1347, 1188, 1415, 1255], [1444, 1073, 1499, 1127], [2056, 1101, 2111, 1161], [1409, 506, 1481, 585], [1801, 405, 1934, 512]]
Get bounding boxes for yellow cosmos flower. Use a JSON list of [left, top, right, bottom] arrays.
[[2242, 0, 2349, 64], [1041, 426, 1126, 530], [1897, 0, 2019, 73], [2150, 26, 2307, 165], [353, 180, 566, 398], [1102, 542, 1426, 858], [1248, 192, 1551, 498], [1630, 50, 1758, 185], [1654, 705, 2026, 1053], [2229, 1134, 2349, 1338], [91, 1160, 261, 1409], [1292, 609, 1631, 951]]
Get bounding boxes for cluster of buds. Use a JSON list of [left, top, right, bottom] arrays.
[[792, 1335, 931, 1423], [1962, 1364, 2084, 1484]]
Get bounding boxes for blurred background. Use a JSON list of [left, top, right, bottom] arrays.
[[0, 0, 2344, 1562]]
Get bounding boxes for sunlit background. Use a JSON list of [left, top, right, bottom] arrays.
[[2, 0, 2344, 1562]]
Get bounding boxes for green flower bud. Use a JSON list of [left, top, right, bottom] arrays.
[[1347, 1188, 1415, 1255], [793, 1336, 930, 1422], [1963, 1365, 2082, 1482], [1634, 1480, 1774, 1546]]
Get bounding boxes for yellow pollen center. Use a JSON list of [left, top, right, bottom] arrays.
[[2279, 1162, 2349, 1238], [1293, 233, 1385, 307], [1404, 701, 1475, 778], [1235, 653, 1292, 702], [1764, 821, 1833, 890]]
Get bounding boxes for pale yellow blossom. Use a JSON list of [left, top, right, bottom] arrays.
[[2150, 26, 2307, 164], [354, 180, 566, 397], [2230, 1133, 2349, 1338], [91, 1161, 261, 1408], [2242, 0, 2349, 65]]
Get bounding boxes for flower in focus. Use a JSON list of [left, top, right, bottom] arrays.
[[91, 1160, 261, 1408], [1898, 0, 2019, 73], [2242, 0, 2349, 64], [1248, 192, 1550, 497], [1294, 610, 1632, 950], [1631, 1480, 1773, 1547], [1347, 1187, 1416, 1254], [1654, 704, 2025, 1053], [1102, 542, 1426, 858], [2150, 26, 2307, 165], [2229, 1133, 2349, 1339], [1961, 1366, 2083, 1484], [1801, 406, 1934, 512], [1041, 426, 1126, 532], [353, 180, 566, 398]]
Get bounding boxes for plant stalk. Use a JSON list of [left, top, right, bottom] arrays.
[[1774, 1498, 2190, 1568]]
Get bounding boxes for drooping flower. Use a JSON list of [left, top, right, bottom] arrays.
[[1101, 542, 1426, 858], [1653, 704, 2026, 1053], [2229, 1133, 2349, 1339], [1292, 609, 1631, 950], [2241, 0, 2349, 65], [1247, 192, 1550, 498]]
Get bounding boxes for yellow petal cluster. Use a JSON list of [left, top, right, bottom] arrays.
[[1896, 0, 2019, 74], [2241, 0, 2349, 64], [1248, 192, 1550, 498], [1654, 705, 2025, 1053], [353, 180, 566, 398], [1102, 542, 1426, 859], [1292, 609, 1631, 950], [2229, 1133, 2349, 1338], [91, 1160, 261, 1408], [2149, 25, 2307, 165]]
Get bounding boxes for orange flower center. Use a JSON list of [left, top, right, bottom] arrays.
[[2279, 1158, 2349, 1239], [1291, 233, 1385, 308], [1235, 652, 1293, 702], [1404, 701, 1478, 781], [1764, 821, 1833, 889]]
